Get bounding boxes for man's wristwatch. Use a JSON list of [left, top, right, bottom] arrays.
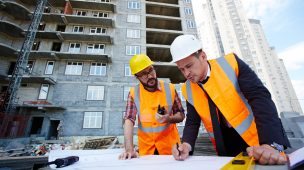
[[270, 142, 284, 152]]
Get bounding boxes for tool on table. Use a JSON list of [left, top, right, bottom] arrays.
[[157, 105, 165, 115], [47, 156, 79, 168], [221, 152, 255, 170]]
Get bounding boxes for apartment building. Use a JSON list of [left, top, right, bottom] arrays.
[[196, 0, 302, 114], [0, 0, 196, 139]]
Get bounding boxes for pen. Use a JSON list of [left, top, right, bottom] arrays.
[[176, 143, 181, 156]]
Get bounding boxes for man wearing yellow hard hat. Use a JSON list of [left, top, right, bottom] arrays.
[[119, 54, 185, 159]]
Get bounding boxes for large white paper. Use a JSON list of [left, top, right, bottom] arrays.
[[288, 147, 304, 169], [48, 149, 233, 170]]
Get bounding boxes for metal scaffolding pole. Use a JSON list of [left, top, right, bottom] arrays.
[[2, 0, 47, 114]]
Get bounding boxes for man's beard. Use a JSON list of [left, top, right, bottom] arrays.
[[141, 78, 158, 89]]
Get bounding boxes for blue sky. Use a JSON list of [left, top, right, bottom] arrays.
[[192, 0, 304, 112], [242, 0, 304, 112]]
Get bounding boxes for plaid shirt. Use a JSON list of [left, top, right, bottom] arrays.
[[124, 84, 184, 124]]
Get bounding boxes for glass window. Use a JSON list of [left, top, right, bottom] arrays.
[[76, 10, 86, 16], [65, 62, 83, 75], [73, 26, 84, 33], [45, 61, 54, 75], [83, 112, 102, 128], [124, 64, 132, 76], [38, 84, 49, 100], [69, 43, 81, 53], [127, 14, 140, 23], [184, 0, 191, 3], [90, 27, 106, 34], [124, 86, 131, 101], [128, 1, 140, 9], [127, 29, 140, 38], [90, 62, 107, 76], [186, 20, 196, 28], [87, 44, 105, 54], [87, 86, 105, 100], [126, 45, 140, 55], [92, 11, 109, 18], [184, 8, 192, 15]]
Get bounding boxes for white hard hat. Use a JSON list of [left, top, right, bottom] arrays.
[[170, 34, 202, 63]]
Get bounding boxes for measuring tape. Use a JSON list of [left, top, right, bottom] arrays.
[[221, 152, 255, 170]]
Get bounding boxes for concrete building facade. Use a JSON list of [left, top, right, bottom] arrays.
[[196, 0, 302, 114], [0, 0, 196, 139]]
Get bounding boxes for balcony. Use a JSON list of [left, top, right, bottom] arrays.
[[42, 14, 114, 27], [146, 0, 178, 5], [18, 100, 65, 110], [0, 43, 18, 58], [0, 20, 25, 38], [0, 1, 31, 20], [35, 31, 112, 43], [21, 0, 115, 13], [29, 51, 111, 63], [0, 74, 56, 85], [147, 45, 171, 62], [146, 30, 181, 45]]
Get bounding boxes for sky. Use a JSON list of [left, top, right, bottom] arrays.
[[192, 0, 304, 112]]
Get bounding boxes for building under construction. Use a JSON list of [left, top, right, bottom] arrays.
[[0, 0, 196, 139]]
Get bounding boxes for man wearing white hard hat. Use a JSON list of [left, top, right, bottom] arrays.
[[170, 35, 290, 165]]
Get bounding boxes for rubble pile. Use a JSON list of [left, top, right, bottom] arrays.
[[0, 136, 121, 158]]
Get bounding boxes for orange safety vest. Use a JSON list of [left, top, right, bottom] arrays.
[[130, 80, 180, 155], [181, 53, 259, 151]]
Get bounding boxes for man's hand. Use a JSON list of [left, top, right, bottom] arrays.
[[156, 110, 170, 123], [118, 150, 139, 160], [246, 144, 287, 165], [172, 142, 191, 161]]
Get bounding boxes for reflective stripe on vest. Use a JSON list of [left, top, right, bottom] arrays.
[[216, 57, 254, 136], [185, 57, 254, 137], [134, 82, 173, 133]]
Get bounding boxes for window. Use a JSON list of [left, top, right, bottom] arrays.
[[127, 29, 140, 38], [87, 44, 105, 54], [92, 11, 109, 18], [56, 25, 66, 32], [45, 61, 55, 75], [124, 64, 132, 76], [90, 62, 106, 76], [90, 27, 106, 34], [184, 8, 192, 15], [83, 112, 102, 128], [127, 14, 140, 23], [128, 1, 140, 9], [51, 42, 62, 52], [76, 10, 86, 16], [87, 86, 105, 100], [73, 26, 84, 33], [184, 0, 191, 3], [65, 62, 83, 75], [126, 45, 140, 55], [69, 43, 81, 53], [38, 23, 46, 31], [25, 61, 35, 74], [186, 20, 196, 28], [38, 84, 49, 100], [124, 86, 131, 101], [32, 42, 40, 51]]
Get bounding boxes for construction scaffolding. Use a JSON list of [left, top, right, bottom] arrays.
[[1, 0, 47, 114]]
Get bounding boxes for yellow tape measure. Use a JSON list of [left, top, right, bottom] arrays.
[[221, 152, 255, 170]]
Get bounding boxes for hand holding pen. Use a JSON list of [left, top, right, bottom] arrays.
[[172, 142, 191, 161]]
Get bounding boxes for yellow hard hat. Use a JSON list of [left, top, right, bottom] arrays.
[[130, 54, 154, 75]]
